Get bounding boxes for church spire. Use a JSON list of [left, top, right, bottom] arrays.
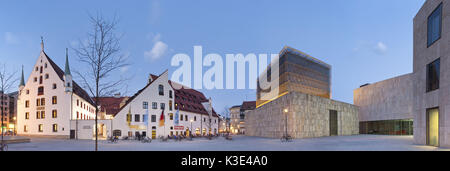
[[41, 36, 44, 52], [19, 65, 25, 87], [64, 48, 71, 76]]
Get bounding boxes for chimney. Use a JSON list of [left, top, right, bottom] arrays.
[[114, 93, 121, 98], [148, 74, 153, 84]]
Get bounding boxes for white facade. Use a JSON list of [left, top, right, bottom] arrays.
[[17, 46, 95, 138], [111, 71, 219, 139]]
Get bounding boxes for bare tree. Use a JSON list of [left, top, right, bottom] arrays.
[[0, 63, 18, 151], [222, 106, 231, 136], [73, 13, 129, 151]]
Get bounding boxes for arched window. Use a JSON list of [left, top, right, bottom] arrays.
[[158, 85, 164, 96]]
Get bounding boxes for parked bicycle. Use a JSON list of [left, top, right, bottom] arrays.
[[0, 143, 8, 151], [280, 135, 292, 142], [141, 137, 152, 143], [159, 135, 168, 142], [108, 136, 119, 143]]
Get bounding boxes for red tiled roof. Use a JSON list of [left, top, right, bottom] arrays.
[[241, 101, 256, 111], [118, 72, 218, 118], [44, 52, 95, 106], [169, 81, 218, 117], [97, 97, 127, 116]]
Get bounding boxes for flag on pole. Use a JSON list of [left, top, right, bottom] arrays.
[[174, 108, 180, 126], [159, 109, 165, 127], [126, 107, 132, 126], [143, 108, 149, 126]]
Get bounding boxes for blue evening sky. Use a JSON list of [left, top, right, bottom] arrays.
[[0, 0, 426, 114]]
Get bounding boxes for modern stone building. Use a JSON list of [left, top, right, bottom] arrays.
[[256, 46, 331, 108], [353, 0, 450, 147], [246, 46, 359, 139], [354, 74, 414, 135], [413, 0, 450, 147]]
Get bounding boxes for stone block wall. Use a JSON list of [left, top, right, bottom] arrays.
[[245, 91, 359, 139], [354, 73, 413, 122]]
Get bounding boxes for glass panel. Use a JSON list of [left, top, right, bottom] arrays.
[[427, 108, 439, 146]]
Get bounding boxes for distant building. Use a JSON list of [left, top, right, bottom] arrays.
[[238, 101, 255, 135], [246, 46, 359, 139], [229, 105, 241, 134], [1, 92, 10, 133], [229, 101, 255, 135], [97, 95, 129, 120]]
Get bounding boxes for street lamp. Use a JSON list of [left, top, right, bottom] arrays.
[[190, 119, 193, 137], [12, 117, 16, 136], [282, 108, 291, 142]]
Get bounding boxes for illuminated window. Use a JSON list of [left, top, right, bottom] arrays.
[[41, 111, 45, 119], [25, 112, 29, 120], [169, 100, 173, 111], [170, 113, 173, 120], [52, 124, 58, 132], [38, 124, 43, 132], [24, 125, 28, 132], [52, 110, 57, 118], [52, 96, 57, 104], [36, 99, 40, 106], [36, 111, 40, 119]]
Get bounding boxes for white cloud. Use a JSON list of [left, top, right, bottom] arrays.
[[5, 32, 19, 45], [374, 42, 388, 54], [145, 41, 168, 60]]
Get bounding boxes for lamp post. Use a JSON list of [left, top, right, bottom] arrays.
[[282, 108, 291, 142], [13, 117, 16, 136], [190, 119, 193, 137]]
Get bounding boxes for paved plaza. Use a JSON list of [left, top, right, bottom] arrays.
[[5, 135, 448, 151]]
